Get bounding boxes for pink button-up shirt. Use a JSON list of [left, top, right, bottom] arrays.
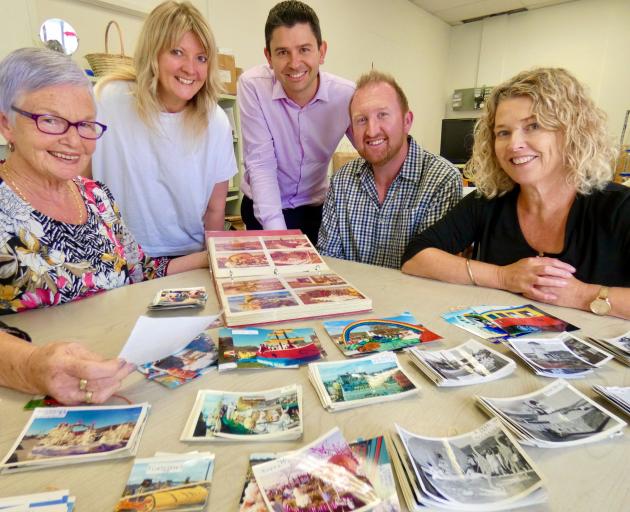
[[238, 64, 355, 229]]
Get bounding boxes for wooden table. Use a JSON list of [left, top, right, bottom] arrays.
[[1, 258, 628, 511]]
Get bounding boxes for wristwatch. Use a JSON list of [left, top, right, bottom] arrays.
[[589, 286, 611, 315]]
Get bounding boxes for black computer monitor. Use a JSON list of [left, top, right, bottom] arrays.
[[439, 118, 477, 165]]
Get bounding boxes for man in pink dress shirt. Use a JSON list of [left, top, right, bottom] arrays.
[[238, 0, 355, 243]]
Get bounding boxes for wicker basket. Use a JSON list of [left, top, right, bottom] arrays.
[[85, 21, 133, 78]]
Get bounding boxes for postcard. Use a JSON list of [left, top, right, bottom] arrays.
[[0, 490, 75, 511], [212, 238, 263, 252], [409, 339, 515, 386], [218, 327, 323, 370], [215, 251, 269, 269], [1, 404, 150, 472], [443, 304, 579, 341], [262, 235, 313, 250], [268, 249, 322, 266], [252, 427, 381, 512], [285, 273, 347, 288], [181, 385, 303, 442], [296, 285, 366, 305], [220, 277, 286, 296], [477, 380, 627, 447], [148, 287, 207, 310], [324, 312, 441, 357], [238, 453, 279, 512], [309, 352, 418, 411], [116, 453, 215, 512], [137, 329, 218, 388], [227, 290, 300, 313], [394, 419, 544, 509], [593, 385, 630, 416]]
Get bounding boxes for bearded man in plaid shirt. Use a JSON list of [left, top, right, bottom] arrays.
[[317, 70, 463, 268]]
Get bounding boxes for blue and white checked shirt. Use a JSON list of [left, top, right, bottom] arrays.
[[317, 136, 462, 268]]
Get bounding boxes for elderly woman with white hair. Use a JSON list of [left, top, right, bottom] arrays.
[[402, 67, 630, 319], [0, 47, 207, 403]]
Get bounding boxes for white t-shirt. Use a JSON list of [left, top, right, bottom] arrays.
[[93, 81, 237, 256]]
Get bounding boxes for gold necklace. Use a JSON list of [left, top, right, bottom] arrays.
[[0, 162, 85, 224]]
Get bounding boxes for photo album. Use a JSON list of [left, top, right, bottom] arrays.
[[206, 230, 372, 326]]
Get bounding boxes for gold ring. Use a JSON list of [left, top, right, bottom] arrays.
[[79, 378, 88, 391], [85, 390, 93, 403]]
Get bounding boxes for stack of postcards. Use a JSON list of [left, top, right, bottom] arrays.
[[251, 428, 382, 512], [180, 385, 303, 442], [503, 333, 611, 377], [115, 452, 215, 512], [217, 326, 324, 371], [323, 311, 441, 357], [0, 404, 150, 473], [308, 352, 419, 412], [239, 435, 401, 512], [585, 331, 630, 366], [593, 385, 630, 415], [408, 339, 516, 386], [147, 287, 208, 310], [0, 490, 75, 511], [388, 418, 546, 511], [476, 380, 627, 447]]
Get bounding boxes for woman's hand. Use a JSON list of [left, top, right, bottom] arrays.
[[498, 257, 576, 301], [26, 342, 135, 405]]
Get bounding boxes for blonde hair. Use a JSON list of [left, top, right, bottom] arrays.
[[96, 1, 222, 135], [466, 67, 616, 198]]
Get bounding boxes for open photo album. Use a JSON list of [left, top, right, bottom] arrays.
[[206, 230, 372, 326]]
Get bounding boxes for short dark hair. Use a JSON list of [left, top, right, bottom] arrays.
[[265, 1, 322, 51]]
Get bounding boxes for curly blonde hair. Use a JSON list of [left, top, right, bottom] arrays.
[[95, 1, 222, 136], [465, 67, 616, 198]]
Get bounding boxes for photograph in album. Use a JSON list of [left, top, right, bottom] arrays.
[[324, 311, 441, 357], [207, 230, 372, 325], [477, 380, 627, 447], [181, 385, 303, 442], [251, 428, 381, 512]]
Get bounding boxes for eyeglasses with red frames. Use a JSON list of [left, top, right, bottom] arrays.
[[11, 106, 108, 140]]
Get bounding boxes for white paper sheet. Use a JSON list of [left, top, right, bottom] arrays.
[[119, 315, 218, 365]]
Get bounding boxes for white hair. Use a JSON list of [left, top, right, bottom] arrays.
[[0, 47, 93, 123]]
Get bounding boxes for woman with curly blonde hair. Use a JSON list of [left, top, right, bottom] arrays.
[[92, 1, 237, 257], [402, 67, 630, 319]]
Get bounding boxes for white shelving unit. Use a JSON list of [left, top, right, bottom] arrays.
[[218, 94, 243, 218]]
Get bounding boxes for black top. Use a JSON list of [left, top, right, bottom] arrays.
[[402, 183, 630, 287]]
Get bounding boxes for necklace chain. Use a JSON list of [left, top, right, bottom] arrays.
[[0, 162, 85, 224]]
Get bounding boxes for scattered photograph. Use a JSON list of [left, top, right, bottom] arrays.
[[221, 278, 286, 296], [285, 274, 347, 289], [238, 454, 278, 512], [252, 428, 380, 512], [182, 386, 302, 442], [149, 287, 207, 309], [563, 335, 611, 366], [297, 286, 366, 305], [116, 453, 214, 512], [219, 327, 323, 370], [268, 250, 322, 266], [324, 312, 441, 356], [396, 419, 542, 507], [137, 330, 218, 388], [216, 252, 269, 269], [263, 236, 313, 250], [593, 385, 630, 416], [227, 290, 300, 313], [506, 338, 595, 376]]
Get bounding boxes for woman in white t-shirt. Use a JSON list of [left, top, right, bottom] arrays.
[[92, 1, 237, 256]]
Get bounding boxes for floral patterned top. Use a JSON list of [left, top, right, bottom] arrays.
[[0, 175, 169, 314]]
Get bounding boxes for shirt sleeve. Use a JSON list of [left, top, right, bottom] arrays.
[[415, 167, 464, 234], [402, 191, 483, 265], [237, 75, 287, 230], [317, 179, 344, 258]]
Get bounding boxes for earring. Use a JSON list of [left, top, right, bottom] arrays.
[[7, 141, 14, 152]]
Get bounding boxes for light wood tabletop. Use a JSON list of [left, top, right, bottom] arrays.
[[1, 258, 628, 511]]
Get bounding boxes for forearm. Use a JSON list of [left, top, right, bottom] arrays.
[[567, 283, 630, 320], [401, 248, 502, 288], [0, 332, 40, 394], [167, 251, 208, 275], [203, 181, 229, 232]]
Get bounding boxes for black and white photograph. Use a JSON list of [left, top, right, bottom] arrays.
[[506, 338, 595, 377], [396, 420, 542, 508], [562, 335, 611, 366], [479, 381, 627, 447]]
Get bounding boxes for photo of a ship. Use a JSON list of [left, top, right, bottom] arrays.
[[219, 327, 323, 370]]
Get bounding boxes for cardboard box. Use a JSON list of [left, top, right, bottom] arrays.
[[218, 53, 236, 95]]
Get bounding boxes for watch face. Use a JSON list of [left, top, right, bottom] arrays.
[[590, 298, 611, 315]]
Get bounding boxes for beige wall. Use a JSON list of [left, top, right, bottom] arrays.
[[444, 0, 630, 142]]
